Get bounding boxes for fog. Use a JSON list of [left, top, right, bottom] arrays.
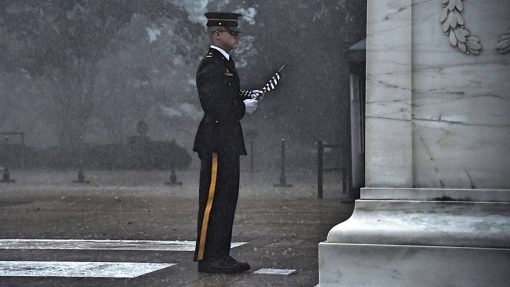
[[0, 0, 366, 172]]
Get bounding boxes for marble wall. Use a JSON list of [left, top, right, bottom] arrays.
[[366, 0, 510, 189]]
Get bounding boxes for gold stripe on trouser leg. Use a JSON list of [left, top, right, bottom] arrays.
[[197, 152, 218, 261]]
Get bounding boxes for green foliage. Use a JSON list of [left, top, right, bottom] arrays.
[[0, 0, 196, 73], [1, 0, 367, 168], [0, 0, 205, 147]]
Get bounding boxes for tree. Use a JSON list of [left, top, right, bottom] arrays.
[[0, 0, 201, 146], [90, 12, 206, 144]]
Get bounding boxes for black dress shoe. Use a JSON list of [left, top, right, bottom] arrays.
[[225, 255, 250, 271], [198, 256, 250, 274]]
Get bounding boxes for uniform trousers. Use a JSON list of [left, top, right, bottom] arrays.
[[194, 151, 240, 261]]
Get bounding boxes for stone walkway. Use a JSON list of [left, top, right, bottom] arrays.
[[0, 170, 353, 286]]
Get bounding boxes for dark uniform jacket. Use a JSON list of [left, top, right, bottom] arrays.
[[193, 48, 247, 156]]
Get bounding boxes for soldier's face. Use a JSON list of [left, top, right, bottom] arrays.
[[217, 30, 240, 51]]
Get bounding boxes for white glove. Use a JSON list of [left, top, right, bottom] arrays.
[[243, 99, 258, 114]]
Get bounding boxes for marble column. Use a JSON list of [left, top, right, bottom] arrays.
[[319, 0, 510, 286], [365, 0, 413, 188]]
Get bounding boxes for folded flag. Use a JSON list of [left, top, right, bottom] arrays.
[[261, 64, 285, 94], [239, 65, 285, 101]]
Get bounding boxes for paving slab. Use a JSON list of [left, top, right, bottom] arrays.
[[0, 169, 353, 286]]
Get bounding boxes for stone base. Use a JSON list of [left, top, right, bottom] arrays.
[[318, 188, 510, 287], [319, 243, 510, 287]]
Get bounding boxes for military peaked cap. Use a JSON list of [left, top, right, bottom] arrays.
[[205, 12, 242, 32]]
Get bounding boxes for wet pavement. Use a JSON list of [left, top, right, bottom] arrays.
[[0, 169, 353, 286]]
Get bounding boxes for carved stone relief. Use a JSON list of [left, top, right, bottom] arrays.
[[440, 0, 481, 55], [497, 31, 510, 54], [440, 0, 509, 55]]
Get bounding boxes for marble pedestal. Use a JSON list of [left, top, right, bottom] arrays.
[[318, 188, 510, 287]]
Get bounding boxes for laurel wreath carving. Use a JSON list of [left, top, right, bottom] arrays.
[[440, 0, 481, 55], [497, 31, 510, 54]]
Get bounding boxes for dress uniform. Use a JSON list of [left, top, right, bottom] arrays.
[[192, 12, 259, 273]]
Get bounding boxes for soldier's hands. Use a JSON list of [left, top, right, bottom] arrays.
[[243, 99, 258, 114], [249, 90, 264, 100]]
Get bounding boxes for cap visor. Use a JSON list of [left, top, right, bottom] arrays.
[[225, 26, 241, 33]]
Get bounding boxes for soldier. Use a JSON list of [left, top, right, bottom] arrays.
[[192, 12, 261, 273]]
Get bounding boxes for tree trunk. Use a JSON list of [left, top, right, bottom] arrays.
[[55, 61, 97, 147]]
